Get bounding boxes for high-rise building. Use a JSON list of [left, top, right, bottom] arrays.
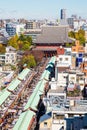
[[60, 9, 66, 20], [60, 9, 67, 25], [67, 18, 74, 28]]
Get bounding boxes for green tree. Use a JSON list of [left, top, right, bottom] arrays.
[[20, 54, 36, 68], [78, 29, 85, 36], [27, 55, 36, 67], [78, 29, 85, 45], [18, 34, 32, 50], [22, 43, 30, 50], [7, 34, 33, 51], [19, 34, 26, 41], [8, 34, 19, 50], [26, 36, 32, 44], [68, 29, 86, 45], [66, 43, 71, 47], [75, 32, 79, 40], [68, 31, 75, 38], [22, 41, 31, 50], [66, 42, 75, 47], [79, 34, 85, 45]]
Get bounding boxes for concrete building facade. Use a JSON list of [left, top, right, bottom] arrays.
[[6, 23, 25, 36]]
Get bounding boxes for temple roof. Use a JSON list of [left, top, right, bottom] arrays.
[[34, 26, 75, 44]]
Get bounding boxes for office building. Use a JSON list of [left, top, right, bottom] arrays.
[[0, 46, 17, 65], [6, 23, 25, 36], [60, 9, 68, 25], [67, 18, 74, 28], [25, 21, 37, 29], [60, 9, 66, 20]]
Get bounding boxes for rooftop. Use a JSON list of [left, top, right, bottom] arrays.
[[52, 100, 87, 114], [34, 26, 75, 44], [48, 88, 65, 93], [39, 112, 51, 123]]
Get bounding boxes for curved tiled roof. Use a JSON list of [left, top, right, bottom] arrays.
[[34, 26, 75, 44]]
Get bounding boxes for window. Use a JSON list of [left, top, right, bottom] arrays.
[[56, 115, 64, 119], [70, 77, 75, 80], [73, 49, 76, 51], [44, 122, 47, 127], [6, 60, 8, 62], [53, 113, 64, 119], [6, 54, 9, 57], [2, 56, 5, 59], [65, 58, 68, 61], [59, 58, 62, 61]]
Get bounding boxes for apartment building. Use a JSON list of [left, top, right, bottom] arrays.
[[25, 21, 37, 29], [0, 46, 17, 65], [5, 46, 17, 65], [55, 54, 72, 81]]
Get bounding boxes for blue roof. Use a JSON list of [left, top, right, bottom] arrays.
[[39, 112, 52, 123]]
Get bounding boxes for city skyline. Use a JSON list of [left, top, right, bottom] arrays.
[[0, 0, 87, 20]]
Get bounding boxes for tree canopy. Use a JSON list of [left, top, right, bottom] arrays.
[[68, 29, 86, 45], [19, 54, 36, 68], [8, 34, 32, 51], [8, 34, 19, 50]]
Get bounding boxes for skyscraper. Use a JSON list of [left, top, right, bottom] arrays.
[[60, 9, 66, 20]]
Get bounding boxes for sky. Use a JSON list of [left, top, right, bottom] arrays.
[[0, 0, 87, 20]]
